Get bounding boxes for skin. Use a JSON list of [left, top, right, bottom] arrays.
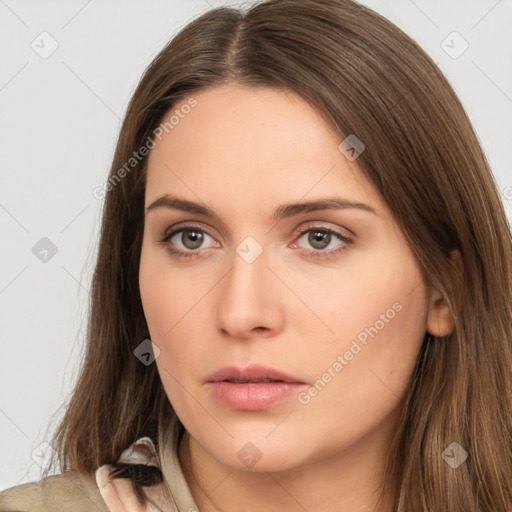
[[138, 83, 455, 512]]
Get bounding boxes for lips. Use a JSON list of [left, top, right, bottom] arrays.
[[206, 364, 307, 411], [206, 364, 305, 384]]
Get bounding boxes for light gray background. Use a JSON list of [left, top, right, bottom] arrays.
[[1, 0, 511, 490]]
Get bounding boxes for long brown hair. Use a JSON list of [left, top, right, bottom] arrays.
[[47, 0, 512, 509]]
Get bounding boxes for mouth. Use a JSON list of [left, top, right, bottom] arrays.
[[206, 364, 307, 411], [206, 364, 305, 384], [224, 378, 284, 384]]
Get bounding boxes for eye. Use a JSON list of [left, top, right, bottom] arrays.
[[293, 225, 353, 260], [158, 223, 354, 261], [158, 225, 218, 258]]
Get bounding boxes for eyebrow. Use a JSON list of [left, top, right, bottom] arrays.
[[145, 194, 377, 222]]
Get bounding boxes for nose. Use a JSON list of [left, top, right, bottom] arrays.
[[215, 243, 285, 341]]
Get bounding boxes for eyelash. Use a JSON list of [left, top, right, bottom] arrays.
[[157, 223, 353, 261]]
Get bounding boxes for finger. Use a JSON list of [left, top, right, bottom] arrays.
[[96, 464, 148, 512]]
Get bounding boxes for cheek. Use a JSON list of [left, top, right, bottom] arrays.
[[335, 271, 427, 359], [301, 256, 428, 416], [285, 246, 428, 362], [139, 241, 204, 340], [139, 257, 205, 415], [322, 235, 427, 351], [139, 246, 211, 379], [291, 274, 428, 458]]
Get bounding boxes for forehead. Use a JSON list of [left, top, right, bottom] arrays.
[[145, 84, 382, 212], [150, 84, 338, 161]]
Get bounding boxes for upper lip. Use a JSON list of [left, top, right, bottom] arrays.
[[206, 364, 305, 384]]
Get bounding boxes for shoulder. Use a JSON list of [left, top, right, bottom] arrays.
[[0, 434, 181, 512], [0, 470, 109, 512]]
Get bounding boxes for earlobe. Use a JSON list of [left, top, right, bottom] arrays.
[[426, 249, 462, 338], [426, 291, 455, 337]]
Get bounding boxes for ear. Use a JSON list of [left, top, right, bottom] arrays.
[[426, 249, 462, 338]]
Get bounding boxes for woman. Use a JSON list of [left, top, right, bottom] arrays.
[[1, 0, 511, 510]]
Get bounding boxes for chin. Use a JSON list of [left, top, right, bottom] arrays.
[[203, 434, 316, 473]]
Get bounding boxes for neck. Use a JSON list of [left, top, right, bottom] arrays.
[[178, 419, 398, 512]]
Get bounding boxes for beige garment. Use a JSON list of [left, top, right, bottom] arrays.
[[0, 414, 199, 511]]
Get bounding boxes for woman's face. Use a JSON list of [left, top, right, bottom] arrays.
[[139, 83, 435, 472]]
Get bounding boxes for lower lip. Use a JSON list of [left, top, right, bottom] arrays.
[[207, 381, 306, 410]]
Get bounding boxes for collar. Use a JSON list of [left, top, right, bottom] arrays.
[[115, 413, 199, 512]]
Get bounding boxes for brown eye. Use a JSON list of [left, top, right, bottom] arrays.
[[307, 230, 332, 250], [159, 225, 217, 258], [297, 228, 342, 252], [180, 228, 204, 250], [293, 225, 353, 261]]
